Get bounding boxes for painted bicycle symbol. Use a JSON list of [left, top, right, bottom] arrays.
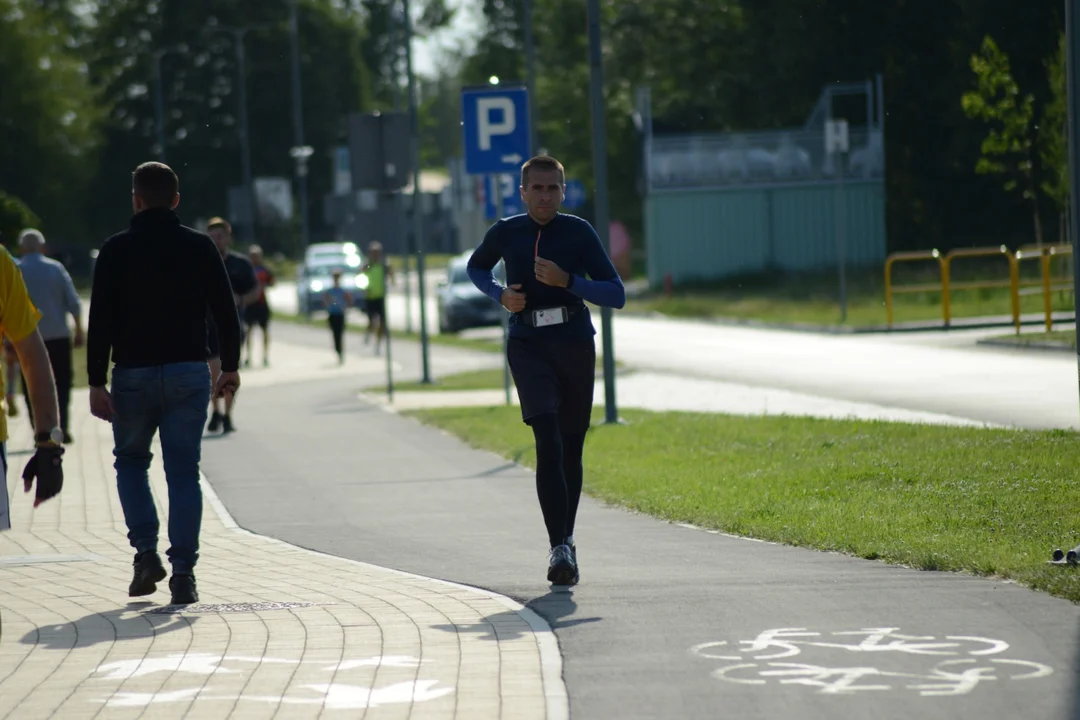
[[690, 627, 1053, 696]]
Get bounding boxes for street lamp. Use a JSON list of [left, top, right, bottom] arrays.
[[208, 21, 274, 245], [152, 44, 188, 164], [287, 0, 311, 251], [290, 145, 314, 243]]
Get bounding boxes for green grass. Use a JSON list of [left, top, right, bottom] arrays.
[[983, 329, 1076, 349], [406, 405, 1080, 603], [273, 312, 503, 354], [370, 356, 623, 393], [625, 265, 1076, 328]]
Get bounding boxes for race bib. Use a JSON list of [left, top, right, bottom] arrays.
[[533, 308, 567, 327]]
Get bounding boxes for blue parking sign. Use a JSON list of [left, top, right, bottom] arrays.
[[462, 87, 532, 176], [484, 175, 523, 220], [563, 179, 586, 210]]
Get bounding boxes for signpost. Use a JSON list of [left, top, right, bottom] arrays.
[[1067, 0, 1080, 419], [826, 118, 850, 323], [462, 85, 532, 406], [586, 0, 619, 424]]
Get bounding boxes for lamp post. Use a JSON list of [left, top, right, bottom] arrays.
[[209, 22, 273, 245], [287, 0, 311, 251], [152, 44, 188, 164]]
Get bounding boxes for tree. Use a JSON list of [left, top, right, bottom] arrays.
[[0, 0, 102, 246], [1040, 31, 1068, 243], [961, 35, 1043, 246]]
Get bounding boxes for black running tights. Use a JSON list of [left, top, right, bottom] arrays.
[[530, 412, 587, 548]]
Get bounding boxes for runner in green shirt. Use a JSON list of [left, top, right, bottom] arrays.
[[361, 242, 394, 355]]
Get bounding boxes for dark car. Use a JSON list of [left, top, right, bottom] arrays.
[[436, 256, 506, 334]]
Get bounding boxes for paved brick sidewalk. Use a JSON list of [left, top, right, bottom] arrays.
[[0, 394, 565, 719]]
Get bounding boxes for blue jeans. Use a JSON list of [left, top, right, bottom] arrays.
[[111, 362, 211, 573]]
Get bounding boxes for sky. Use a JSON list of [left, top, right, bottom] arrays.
[[411, 0, 482, 77]]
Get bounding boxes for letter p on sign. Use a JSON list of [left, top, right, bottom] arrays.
[[477, 97, 516, 151]]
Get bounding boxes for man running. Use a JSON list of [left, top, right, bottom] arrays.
[[360, 241, 393, 355], [323, 271, 352, 364], [244, 244, 274, 367], [204, 217, 259, 434], [466, 155, 626, 586]]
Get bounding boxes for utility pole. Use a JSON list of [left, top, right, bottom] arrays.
[[586, 0, 618, 423], [523, 0, 538, 155], [1066, 0, 1080, 418], [402, 0, 432, 383], [288, 0, 311, 251], [152, 45, 187, 164]]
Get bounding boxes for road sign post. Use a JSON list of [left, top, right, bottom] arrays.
[[826, 118, 850, 323], [586, 0, 619, 425], [1067, 0, 1080, 419], [463, 86, 532, 406]]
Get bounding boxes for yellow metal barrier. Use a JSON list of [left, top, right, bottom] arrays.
[[1015, 244, 1074, 333], [941, 246, 1019, 331], [884, 249, 945, 327]]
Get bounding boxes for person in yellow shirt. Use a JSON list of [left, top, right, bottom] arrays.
[[0, 244, 65, 531]]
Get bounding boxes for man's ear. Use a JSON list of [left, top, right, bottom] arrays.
[[171, 193, 180, 210]]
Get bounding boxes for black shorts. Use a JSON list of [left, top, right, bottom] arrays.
[[365, 296, 385, 319], [507, 335, 596, 435], [244, 302, 270, 329]]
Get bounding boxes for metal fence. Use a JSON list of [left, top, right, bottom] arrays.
[[647, 126, 884, 191]]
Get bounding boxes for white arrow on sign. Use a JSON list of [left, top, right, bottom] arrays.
[[501, 154, 523, 164]]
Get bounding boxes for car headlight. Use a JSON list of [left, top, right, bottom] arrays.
[[309, 280, 324, 292], [355, 274, 369, 290]]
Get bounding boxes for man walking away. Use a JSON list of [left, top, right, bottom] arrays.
[[0, 245, 66, 532], [361, 241, 393, 355], [323, 271, 352, 364], [204, 217, 258, 434], [87, 162, 241, 605], [16, 229, 84, 443], [467, 155, 626, 586], [244, 244, 274, 367]]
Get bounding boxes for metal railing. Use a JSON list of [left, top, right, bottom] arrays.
[[883, 250, 945, 327], [884, 245, 1075, 330]]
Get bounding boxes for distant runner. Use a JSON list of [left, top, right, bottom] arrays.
[[323, 271, 352, 365], [361, 241, 393, 356], [244, 244, 274, 367]]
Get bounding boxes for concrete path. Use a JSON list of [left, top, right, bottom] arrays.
[[0, 395, 565, 719], [195, 332, 1080, 720]]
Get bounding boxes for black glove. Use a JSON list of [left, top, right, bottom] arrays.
[[23, 445, 64, 507]]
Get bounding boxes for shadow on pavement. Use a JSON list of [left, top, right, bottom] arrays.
[[528, 589, 602, 631], [20, 602, 197, 650]]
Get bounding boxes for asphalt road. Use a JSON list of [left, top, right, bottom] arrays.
[[203, 323, 1080, 720], [270, 279, 1079, 430]]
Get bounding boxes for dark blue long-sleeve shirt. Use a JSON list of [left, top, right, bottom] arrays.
[[467, 212, 626, 341]]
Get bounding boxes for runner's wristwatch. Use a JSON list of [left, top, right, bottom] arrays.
[[35, 428, 64, 447]]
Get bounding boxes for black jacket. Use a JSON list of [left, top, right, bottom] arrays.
[[87, 208, 240, 387]]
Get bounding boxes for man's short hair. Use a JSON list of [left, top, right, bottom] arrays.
[[18, 229, 45, 249], [207, 216, 232, 235], [132, 161, 179, 207], [521, 155, 565, 188], [248, 244, 262, 255]]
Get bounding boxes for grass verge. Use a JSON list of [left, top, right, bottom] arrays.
[[624, 266, 1075, 328], [406, 405, 1080, 603], [981, 329, 1076, 350], [370, 356, 623, 393]]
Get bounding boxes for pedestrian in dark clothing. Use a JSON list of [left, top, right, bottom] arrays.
[[87, 161, 242, 605], [467, 155, 626, 586]]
